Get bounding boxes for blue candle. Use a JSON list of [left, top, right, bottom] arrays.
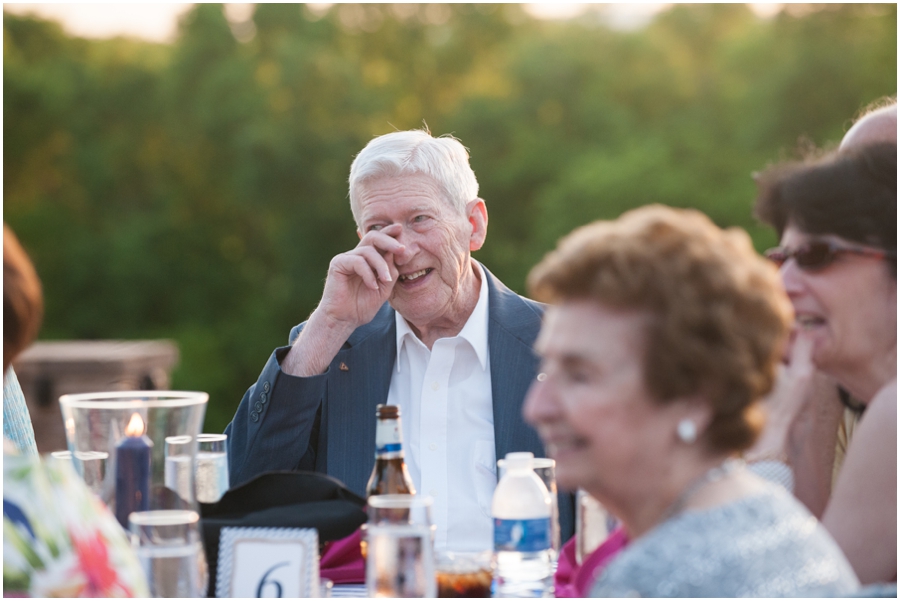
[[115, 413, 153, 529]]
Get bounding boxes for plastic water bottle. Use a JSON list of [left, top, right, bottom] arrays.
[[492, 452, 554, 598]]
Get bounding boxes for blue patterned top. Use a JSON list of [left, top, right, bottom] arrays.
[[3, 367, 38, 455]]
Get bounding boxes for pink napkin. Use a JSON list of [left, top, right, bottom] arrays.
[[320, 528, 366, 584], [554, 525, 628, 597]]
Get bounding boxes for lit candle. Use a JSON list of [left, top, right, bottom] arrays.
[[115, 413, 153, 529]]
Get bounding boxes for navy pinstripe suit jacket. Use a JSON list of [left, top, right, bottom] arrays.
[[225, 263, 575, 542]]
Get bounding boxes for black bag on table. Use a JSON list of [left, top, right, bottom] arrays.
[[199, 471, 366, 598]]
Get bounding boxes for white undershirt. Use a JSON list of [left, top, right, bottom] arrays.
[[386, 262, 496, 553]]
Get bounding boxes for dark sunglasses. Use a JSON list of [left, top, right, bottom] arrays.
[[764, 240, 896, 271]]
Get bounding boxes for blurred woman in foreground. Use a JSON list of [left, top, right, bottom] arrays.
[[752, 143, 896, 584], [3, 224, 148, 597], [524, 205, 858, 596]]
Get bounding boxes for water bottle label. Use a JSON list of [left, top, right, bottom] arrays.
[[493, 517, 551, 552]]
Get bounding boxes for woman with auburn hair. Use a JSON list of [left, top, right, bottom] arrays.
[[3, 223, 40, 455], [524, 205, 858, 596], [752, 143, 896, 585]]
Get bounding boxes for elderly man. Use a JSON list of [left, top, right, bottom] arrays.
[[226, 130, 573, 553]]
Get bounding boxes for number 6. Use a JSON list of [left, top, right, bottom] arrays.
[[256, 562, 289, 598]]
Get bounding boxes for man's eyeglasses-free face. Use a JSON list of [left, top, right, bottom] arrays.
[[764, 240, 896, 271]]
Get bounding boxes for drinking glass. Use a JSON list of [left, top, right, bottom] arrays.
[[497, 457, 560, 559], [195, 433, 229, 503], [435, 550, 493, 598], [319, 578, 334, 598], [49, 450, 109, 498], [75, 450, 110, 495], [49, 450, 72, 462], [366, 495, 436, 598], [575, 489, 618, 563], [164, 435, 195, 503], [129, 509, 208, 598]]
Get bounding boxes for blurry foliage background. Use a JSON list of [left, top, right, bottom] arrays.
[[3, 3, 896, 432]]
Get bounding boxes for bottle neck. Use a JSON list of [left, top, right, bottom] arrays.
[[375, 417, 405, 460]]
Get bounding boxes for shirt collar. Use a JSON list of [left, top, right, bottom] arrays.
[[394, 261, 490, 372]]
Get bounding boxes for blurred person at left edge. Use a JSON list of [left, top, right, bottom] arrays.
[[3, 224, 149, 597], [226, 129, 574, 553]]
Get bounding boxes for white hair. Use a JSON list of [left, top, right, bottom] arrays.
[[348, 129, 479, 225]]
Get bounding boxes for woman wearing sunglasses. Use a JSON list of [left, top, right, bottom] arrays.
[[752, 142, 896, 586]]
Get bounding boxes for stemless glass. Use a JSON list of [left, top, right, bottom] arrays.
[[74, 450, 110, 495], [195, 433, 229, 504], [366, 495, 436, 598], [164, 435, 195, 503], [575, 489, 618, 563], [50, 449, 110, 498], [319, 577, 334, 598], [49, 450, 72, 463], [435, 550, 494, 598], [129, 509, 208, 598]]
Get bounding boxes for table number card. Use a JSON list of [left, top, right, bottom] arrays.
[[216, 527, 319, 598]]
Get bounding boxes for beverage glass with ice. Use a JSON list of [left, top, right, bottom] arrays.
[[195, 433, 229, 504], [164, 435, 195, 503]]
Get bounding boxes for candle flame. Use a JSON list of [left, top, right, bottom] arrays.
[[125, 413, 145, 437]]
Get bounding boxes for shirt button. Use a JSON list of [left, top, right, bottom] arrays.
[[429, 443, 437, 451], [263, 381, 271, 392], [431, 382, 439, 391], [250, 411, 259, 423]]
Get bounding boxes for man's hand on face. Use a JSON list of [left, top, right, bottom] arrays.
[[282, 224, 405, 377], [319, 223, 404, 331]]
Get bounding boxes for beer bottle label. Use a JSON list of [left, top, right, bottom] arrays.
[[375, 419, 404, 458], [493, 517, 551, 553]]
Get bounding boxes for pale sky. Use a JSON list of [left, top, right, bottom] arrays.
[[3, 4, 785, 43]]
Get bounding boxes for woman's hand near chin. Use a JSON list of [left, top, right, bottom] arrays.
[[747, 332, 817, 463]]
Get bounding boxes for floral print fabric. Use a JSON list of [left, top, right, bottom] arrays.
[[3, 453, 149, 597]]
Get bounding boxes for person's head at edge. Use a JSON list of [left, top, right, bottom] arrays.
[[347, 129, 488, 336], [840, 98, 897, 151], [522, 204, 792, 536], [754, 144, 896, 401], [4, 224, 43, 374]]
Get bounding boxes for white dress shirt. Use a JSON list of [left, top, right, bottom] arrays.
[[386, 262, 496, 553]]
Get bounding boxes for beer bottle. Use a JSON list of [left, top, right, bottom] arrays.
[[365, 404, 416, 496]]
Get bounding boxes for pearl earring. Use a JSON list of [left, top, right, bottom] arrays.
[[677, 419, 697, 444]]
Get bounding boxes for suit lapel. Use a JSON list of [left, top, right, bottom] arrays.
[[484, 265, 546, 462], [325, 303, 397, 496]]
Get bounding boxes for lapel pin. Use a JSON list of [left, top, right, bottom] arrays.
[[340, 362, 349, 371]]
